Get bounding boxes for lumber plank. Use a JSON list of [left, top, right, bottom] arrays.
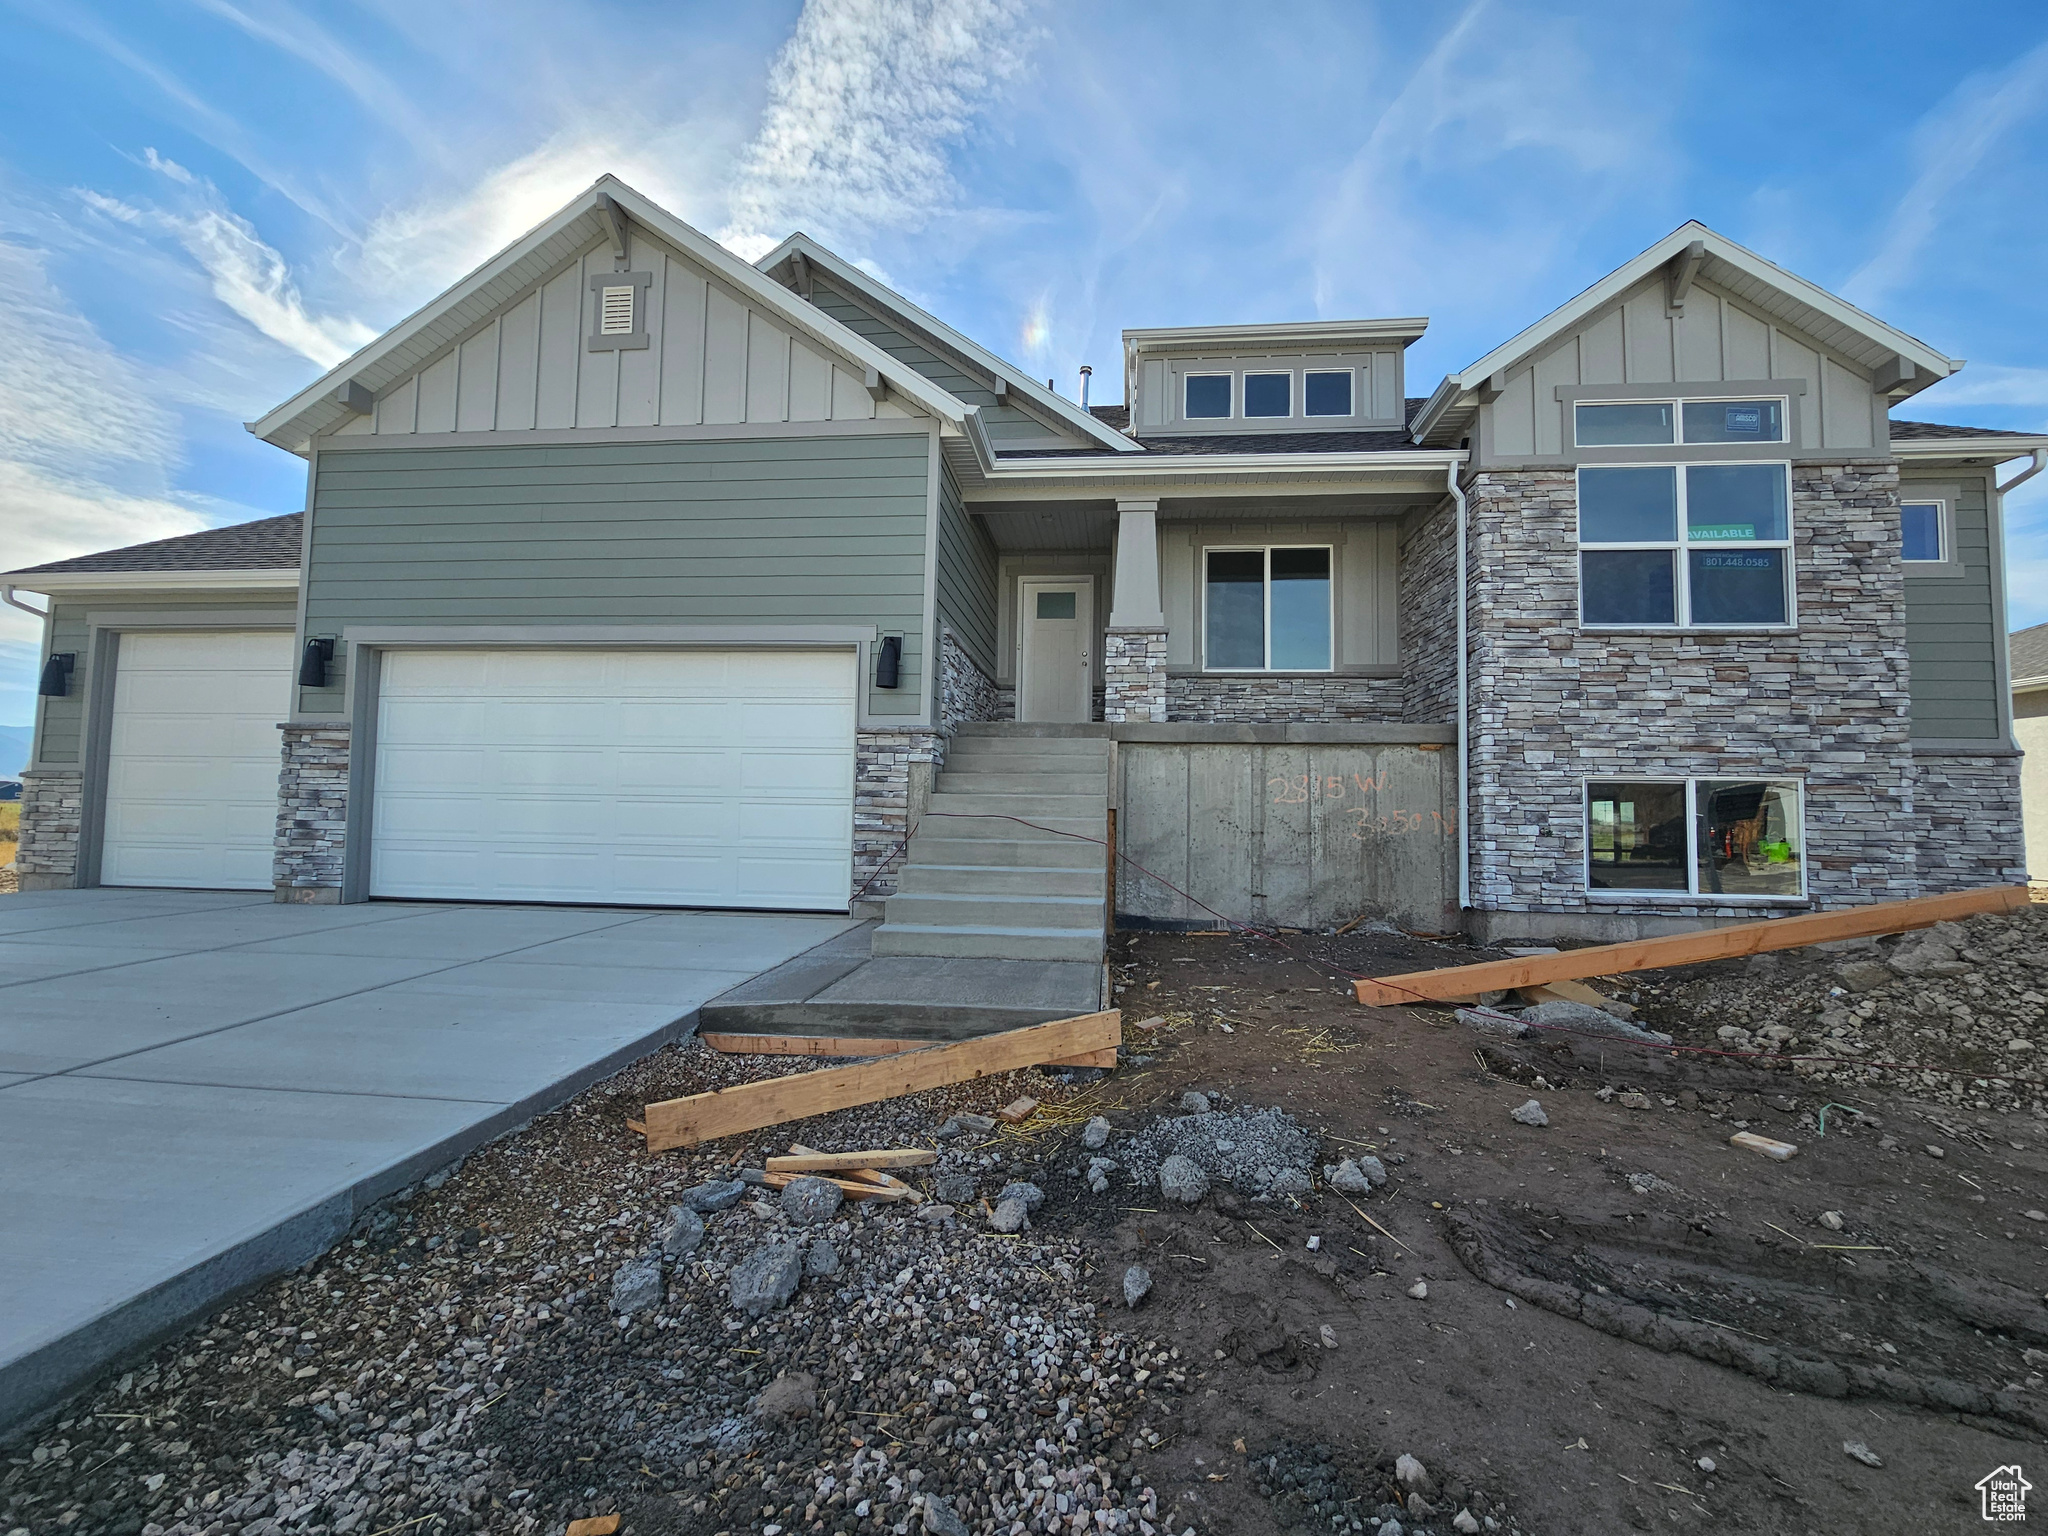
[[757, 1170, 913, 1202], [1353, 885, 2029, 1006], [701, 1032, 1116, 1069], [786, 1142, 923, 1201], [765, 1149, 937, 1173], [640, 1011, 1121, 1152]]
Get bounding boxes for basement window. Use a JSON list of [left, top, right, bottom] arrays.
[[1578, 463, 1793, 628], [1586, 778, 1804, 901], [1203, 547, 1332, 671]]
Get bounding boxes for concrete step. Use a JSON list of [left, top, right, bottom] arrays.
[[871, 923, 1106, 962], [924, 791, 1106, 820], [882, 890, 1105, 931], [935, 771, 1108, 796], [954, 722, 1112, 740], [906, 834, 1103, 869], [937, 757, 1114, 782], [897, 862, 1105, 896]]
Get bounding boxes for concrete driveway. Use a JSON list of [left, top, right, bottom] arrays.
[[0, 887, 858, 1434]]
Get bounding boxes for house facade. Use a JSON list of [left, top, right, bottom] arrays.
[[6, 179, 2039, 944]]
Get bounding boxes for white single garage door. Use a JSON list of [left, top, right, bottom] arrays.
[[370, 648, 856, 910], [99, 629, 294, 890]]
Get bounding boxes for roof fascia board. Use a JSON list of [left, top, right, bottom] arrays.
[[1, 569, 302, 593], [1892, 436, 2048, 458], [1123, 318, 1430, 352], [756, 233, 1142, 455], [976, 448, 1465, 482], [253, 179, 972, 454], [1411, 222, 1962, 444]]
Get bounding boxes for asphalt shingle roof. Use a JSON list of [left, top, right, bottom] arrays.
[[2011, 621, 2048, 685], [1890, 419, 2043, 441], [4, 513, 302, 577]]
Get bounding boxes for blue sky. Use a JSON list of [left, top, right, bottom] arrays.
[[4, 0, 2048, 731]]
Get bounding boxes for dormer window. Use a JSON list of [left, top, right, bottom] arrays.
[[1185, 374, 1232, 418], [1244, 373, 1291, 418], [1304, 370, 1352, 416]]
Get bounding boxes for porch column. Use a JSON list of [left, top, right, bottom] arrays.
[[1105, 499, 1168, 723]]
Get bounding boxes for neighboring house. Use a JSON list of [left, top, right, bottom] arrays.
[[2011, 620, 2048, 883], [4, 179, 2042, 950]]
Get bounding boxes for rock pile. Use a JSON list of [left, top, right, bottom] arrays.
[[1115, 1101, 1319, 1199]]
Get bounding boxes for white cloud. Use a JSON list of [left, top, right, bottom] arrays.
[[717, 0, 1039, 259], [0, 239, 204, 653], [1844, 37, 2048, 308], [1912, 365, 2048, 413], [80, 162, 377, 369]]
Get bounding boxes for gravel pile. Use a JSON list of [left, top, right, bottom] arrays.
[[1631, 908, 2048, 1118], [0, 1042, 1202, 1536], [1108, 1098, 1318, 1198]]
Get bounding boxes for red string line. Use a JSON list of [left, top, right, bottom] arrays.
[[902, 810, 2048, 1091]]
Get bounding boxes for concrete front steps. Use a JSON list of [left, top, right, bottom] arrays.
[[871, 724, 1111, 963]]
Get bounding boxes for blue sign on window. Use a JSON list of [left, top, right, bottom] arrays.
[[1724, 405, 1762, 435]]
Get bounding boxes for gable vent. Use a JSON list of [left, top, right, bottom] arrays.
[[598, 284, 636, 336]]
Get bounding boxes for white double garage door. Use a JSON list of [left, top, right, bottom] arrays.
[[103, 636, 857, 911]]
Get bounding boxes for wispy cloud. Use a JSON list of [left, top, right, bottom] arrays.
[[0, 239, 205, 647], [717, 0, 1040, 261], [1844, 37, 2048, 308], [1914, 364, 2048, 414], [79, 156, 376, 368]]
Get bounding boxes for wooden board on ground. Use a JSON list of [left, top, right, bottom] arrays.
[[765, 1148, 936, 1173], [1352, 885, 2029, 1007], [787, 1142, 923, 1201], [757, 1170, 913, 1202], [639, 1011, 1121, 1152], [699, 1032, 1115, 1068]]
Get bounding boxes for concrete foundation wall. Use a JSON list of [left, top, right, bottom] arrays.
[[1113, 725, 1458, 931]]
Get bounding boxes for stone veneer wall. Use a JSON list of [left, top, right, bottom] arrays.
[[1465, 461, 1920, 918], [15, 768, 83, 890], [1912, 751, 2027, 892], [1166, 673, 1404, 723], [853, 729, 943, 901], [273, 724, 351, 901], [939, 624, 1001, 733], [1399, 498, 1458, 724], [1103, 628, 1168, 723]]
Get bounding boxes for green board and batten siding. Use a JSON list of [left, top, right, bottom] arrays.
[[1903, 469, 2003, 741], [299, 434, 934, 718], [934, 461, 999, 680], [30, 595, 296, 767]]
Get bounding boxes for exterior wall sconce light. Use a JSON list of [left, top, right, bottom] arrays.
[[37, 652, 75, 697], [875, 634, 902, 689], [298, 636, 336, 688]]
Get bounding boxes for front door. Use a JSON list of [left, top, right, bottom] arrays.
[[1019, 579, 1092, 722]]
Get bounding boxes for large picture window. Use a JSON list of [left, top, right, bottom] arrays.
[[1586, 778, 1804, 900], [1203, 547, 1332, 670], [1579, 463, 1792, 627]]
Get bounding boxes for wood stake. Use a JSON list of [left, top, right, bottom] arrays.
[[701, 1031, 1113, 1068], [765, 1149, 937, 1173], [1353, 885, 2027, 1006], [638, 1011, 1121, 1152]]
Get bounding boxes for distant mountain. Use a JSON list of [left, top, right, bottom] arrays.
[[0, 724, 29, 778]]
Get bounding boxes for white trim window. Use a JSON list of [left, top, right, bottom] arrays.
[[1304, 369, 1353, 417], [1202, 546, 1333, 670], [1244, 371, 1292, 418], [1901, 497, 1947, 563], [1578, 462, 1794, 627], [1574, 396, 1788, 446], [1185, 373, 1233, 419], [1585, 777, 1805, 902]]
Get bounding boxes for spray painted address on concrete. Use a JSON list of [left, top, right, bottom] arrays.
[[1266, 770, 1455, 838]]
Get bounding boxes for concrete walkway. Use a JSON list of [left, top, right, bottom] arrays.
[[0, 887, 858, 1435]]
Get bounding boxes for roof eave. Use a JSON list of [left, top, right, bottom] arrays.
[[1891, 436, 2048, 458], [977, 447, 1466, 481], [755, 233, 1142, 455], [0, 568, 302, 592]]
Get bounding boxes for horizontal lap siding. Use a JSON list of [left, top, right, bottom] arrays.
[[32, 596, 297, 767], [1904, 473, 2000, 740], [301, 436, 931, 718], [934, 462, 998, 679]]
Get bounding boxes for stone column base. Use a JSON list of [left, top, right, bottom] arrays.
[[854, 728, 943, 901], [1103, 627, 1167, 723], [17, 768, 85, 888], [274, 723, 351, 901]]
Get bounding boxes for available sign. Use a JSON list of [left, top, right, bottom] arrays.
[[1689, 525, 1756, 541]]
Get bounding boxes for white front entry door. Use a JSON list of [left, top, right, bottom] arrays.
[[1018, 580, 1093, 723], [369, 647, 856, 910], [99, 629, 294, 890]]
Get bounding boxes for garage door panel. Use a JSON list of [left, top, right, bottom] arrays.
[[371, 648, 854, 909], [99, 630, 293, 891]]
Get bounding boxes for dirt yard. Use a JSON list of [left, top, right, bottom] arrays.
[[4, 910, 2045, 1536]]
